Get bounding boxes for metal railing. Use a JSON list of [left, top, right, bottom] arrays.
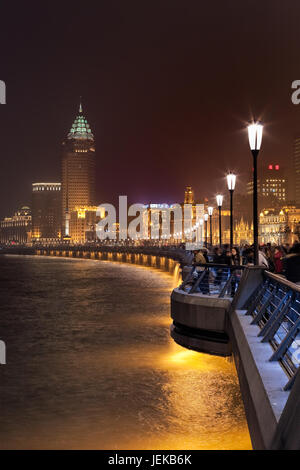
[[179, 263, 245, 298], [246, 271, 300, 390]]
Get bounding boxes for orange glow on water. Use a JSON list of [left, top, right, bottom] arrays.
[[14, 255, 253, 450]]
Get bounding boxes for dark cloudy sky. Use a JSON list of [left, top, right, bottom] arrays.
[[1, 0, 300, 217]]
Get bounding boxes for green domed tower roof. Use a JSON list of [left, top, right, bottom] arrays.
[[67, 102, 94, 141]]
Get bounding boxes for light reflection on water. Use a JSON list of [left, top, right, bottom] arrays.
[[0, 255, 251, 449]]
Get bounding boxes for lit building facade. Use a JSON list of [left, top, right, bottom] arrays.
[[247, 164, 287, 201], [69, 206, 101, 243], [31, 183, 62, 242], [259, 206, 300, 245], [294, 137, 300, 205], [184, 186, 194, 204], [0, 206, 32, 244], [62, 104, 96, 240], [222, 218, 253, 246]]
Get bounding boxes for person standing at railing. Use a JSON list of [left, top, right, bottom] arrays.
[[242, 246, 269, 268], [212, 247, 225, 285], [230, 247, 243, 296], [274, 246, 284, 274], [282, 243, 291, 255], [224, 249, 233, 265], [194, 249, 210, 294], [264, 246, 275, 272], [283, 243, 300, 285], [231, 247, 241, 265]]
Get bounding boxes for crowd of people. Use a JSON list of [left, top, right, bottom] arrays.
[[189, 241, 300, 286]]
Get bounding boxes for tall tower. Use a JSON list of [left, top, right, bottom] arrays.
[[184, 186, 194, 204], [293, 137, 300, 205], [32, 183, 61, 241], [61, 103, 96, 238]]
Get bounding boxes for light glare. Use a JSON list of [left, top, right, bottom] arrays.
[[248, 122, 263, 151], [216, 195, 223, 207], [227, 173, 236, 191]]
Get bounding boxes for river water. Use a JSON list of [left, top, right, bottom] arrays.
[[0, 255, 251, 449]]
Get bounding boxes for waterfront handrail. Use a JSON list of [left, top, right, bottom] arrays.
[[245, 270, 300, 390], [179, 263, 245, 297]]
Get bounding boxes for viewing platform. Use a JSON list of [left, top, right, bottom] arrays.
[[171, 263, 300, 450], [171, 263, 244, 356]]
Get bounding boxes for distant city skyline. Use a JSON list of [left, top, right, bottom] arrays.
[[0, 97, 299, 215], [1, 2, 300, 219]]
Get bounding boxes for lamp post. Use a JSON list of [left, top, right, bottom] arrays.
[[204, 213, 208, 248], [226, 173, 236, 250], [248, 122, 263, 265], [216, 195, 223, 247], [208, 206, 213, 246], [199, 218, 204, 247]]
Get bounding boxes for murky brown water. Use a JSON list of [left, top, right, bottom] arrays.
[[0, 255, 252, 449]]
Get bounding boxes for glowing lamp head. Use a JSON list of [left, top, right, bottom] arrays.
[[208, 206, 213, 216], [227, 173, 236, 191], [204, 213, 209, 222], [216, 195, 223, 207], [248, 122, 263, 151]]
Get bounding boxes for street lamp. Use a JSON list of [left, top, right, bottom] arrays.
[[208, 206, 213, 246], [204, 213, 208, 248], [248, 122, 263, 265], [216, 195, 223, 247], [199, 218, 204, 247], [226, 173, 236, 250]]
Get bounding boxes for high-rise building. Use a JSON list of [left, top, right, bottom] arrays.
[[0, 206, 32, 244], [31, 183, 62, 242], [62, 103, 96, 238], [293, 137, 300, 205], [184, 186, 194, 204], [246, 164, 287, 202], [69, 206, 101, 244]]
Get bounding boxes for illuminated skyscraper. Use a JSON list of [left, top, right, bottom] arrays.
[[184, 186, 194, 204], [246, 164, 287, 201], [293, 137, 300, 205], [31, 183, 61, 242], [61, 103, 96, 238]]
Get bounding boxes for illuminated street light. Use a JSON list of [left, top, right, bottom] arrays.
[[208, 206, 213, 246], [227, 173, 236, 250], [199, 218, 204, 248], [216, 195, 223, 247], [204, 213, 208, 248], [248, 122, 263, 265]]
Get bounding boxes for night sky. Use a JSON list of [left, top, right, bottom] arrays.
[[1, 1, 300, 217]]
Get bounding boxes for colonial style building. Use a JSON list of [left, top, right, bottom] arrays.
[[222, 218, 254, 246], [259, 206, 300, 245], [0, 206, 32, 244], [31, 183, 61, 243], [62, 103, 96, 240]]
